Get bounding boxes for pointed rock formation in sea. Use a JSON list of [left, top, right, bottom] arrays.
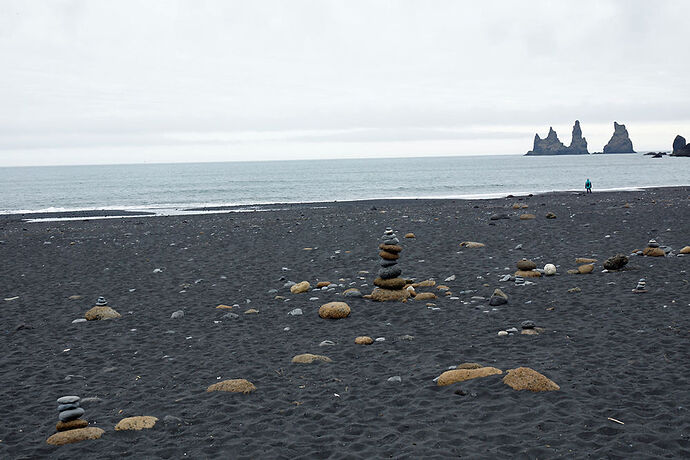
[[525, 121, 588, 155], [567, 120, 588, 154], [671, 135, 690, 157], [603, 122, 635, 153]]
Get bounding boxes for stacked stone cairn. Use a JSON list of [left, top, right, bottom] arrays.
[[56, 395, 87, 430], [642, 239, 665, 257], [515, 258, 541, 278], [95, 296, 107, 307], [371, 227, 410, 301], [46, 395, 105, 445], [633, 278, 647, 293]]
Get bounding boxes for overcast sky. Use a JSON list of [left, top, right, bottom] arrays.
[[1, 0, 689, 166]]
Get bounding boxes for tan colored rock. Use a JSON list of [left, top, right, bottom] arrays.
[[519, 214, 536, 220], [291, 353, 332, 364], [492, 288, 508, 299], [457, 362, 483, 369], [318, 302, 351, 319], [680, 246, 690, 254], [84, 306, 121, 321], [437, 367, 503, 386], [437, 285, 450, 291], [578, 264, 594, 274], [373, 277, 407, 290], [56, 419, 88, 432], [244, 308, 259, 314], [643, 247, 665, 257], [514, 270, 541, 278], [46, 427, 104, 446], [274, 295, 286, 300], [459, 241, 485, 248], [290, 281, 311, 294], [575, 258, 597, 264], [404, 233, 415, 238], [371, 288, 410, 302], [115, 416, 158, 431], [545, 212, 557, 219], [68, 295, 82, 300], [521, 328, 539, 335], [378, 250, 400, 260], [568, 287, 581, 293], [207, 378, 256, 393], [623, 203, 631, 208], [503, 367, 559, 392], [412, 279, 436, 287], [378, 244, 402, 253], [517, 259, 537, 270], [413, 292, 437, 301], [216, 304, 233, 310], [316, 281, 331, 288], [354, 336, 373, 345]]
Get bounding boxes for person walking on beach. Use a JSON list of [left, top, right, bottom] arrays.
[[585, 178, 592, 193]]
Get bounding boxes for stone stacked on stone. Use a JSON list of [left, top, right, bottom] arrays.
[[84, 296, 121, 321], [371, 227, 410, 301], [56, 396, 87, 429], [514, 258, 541, 278], [633, 278, 647, 293], [643, 239, 665, 257]]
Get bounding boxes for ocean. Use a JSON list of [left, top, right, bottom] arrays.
[[0, 154, 687, 216]]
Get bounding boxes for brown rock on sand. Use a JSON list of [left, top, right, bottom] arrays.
[[373, 277, 407, 290], [412, 279, 436, 287], [519, 214, 536, 220], [84, 306, 121, 321], [643, 247, 665, 257], [502, 367, 560, 392], [578, 264, 594, 274], [354, 336, 373, 345], [316, 281, 331, 288], [115, 416, 158, 431], [404, 233, 415, 238], [291, 353, 333, 364], [216, 304, 233, 310], [371, 288, 410, 302], [290, 281, 310, 294], [56, 419, 89, 432], [514, 270, 541, 278], [517, 259, 537, 270], [680, 246, 690, 254], [46, 427, 104, 446], [575, 257, 597, 264], [207, 379, 257, 393], [378, 244, 402, 253], [413, 292, 437, 301], [437, 367, 503, 386], [459, 241, 485, 248], [545, 212, 557, 219], [378, 250, 400, 260], [244, 309, 259, 314], [318, 302, 351, 319]]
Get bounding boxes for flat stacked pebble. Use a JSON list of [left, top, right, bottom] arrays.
[[371, 227, 410, 301], [633, 278, 647, 293]]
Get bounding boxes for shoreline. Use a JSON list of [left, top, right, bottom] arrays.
[[3, 184, 688, 223]]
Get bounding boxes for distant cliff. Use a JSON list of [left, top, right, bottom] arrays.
[[671, 135, 690, 157], [602, 122, 635, 153], [525, 121, 589, 156]]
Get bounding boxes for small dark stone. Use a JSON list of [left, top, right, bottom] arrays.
[[490, 214, 510, 220], [521, 320, 536, 329], [58, 403, 80, 411], [378, 266, 402, 279], [454, 389, 467, 396], [58, 407, 85, 422], [380, 260, 398, 268], [489, 296, 507, 306], [603, 254, 629, 271]]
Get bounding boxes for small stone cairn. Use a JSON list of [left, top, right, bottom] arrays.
[[56, 395, 87, 429], [642, 239, 665, 257], [95, 297, 107, 307], [371, 227, 410, 301], [84, 296, 121, 321], [515, 258, 540, 278], [633, 278, 647, 293]]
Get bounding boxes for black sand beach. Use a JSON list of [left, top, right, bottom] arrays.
[[1, 187, 689, 458]]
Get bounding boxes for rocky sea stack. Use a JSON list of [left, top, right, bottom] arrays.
[[671, 135, 690, 156], [603, 122, 635, 153], [525, 121, 589, 155]]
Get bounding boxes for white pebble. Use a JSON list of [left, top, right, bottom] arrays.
[[498, 331, 508, 336]]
